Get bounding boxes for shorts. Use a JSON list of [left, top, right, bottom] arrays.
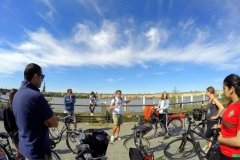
[[89, 103, 97, 106], [112, 114, 122, 125], [64, 110, 76, 122], [205, 119, 219, 138]]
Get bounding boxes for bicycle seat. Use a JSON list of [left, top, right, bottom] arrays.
[[0, 132, 9, 139], [135, 125, 148, 132]]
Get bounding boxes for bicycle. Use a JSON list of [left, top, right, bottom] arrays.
[[163, 113, 220, 160], [49, 113, 79, 154], [0, 132, 25, 160], [66, 128, 110, 160], [145, 108, 184, 138], [123, 115, 151, 151], [0, 132, 60, 160]]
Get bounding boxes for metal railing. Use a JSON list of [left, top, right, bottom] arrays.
[[0, 99, 227, 123]]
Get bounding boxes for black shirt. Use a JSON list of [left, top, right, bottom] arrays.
[[3, 103, 18, 133]]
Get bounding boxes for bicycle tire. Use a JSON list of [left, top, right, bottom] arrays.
[[66, 132, 79, 154], [0, 145, 11, 160], [168, 118, 183, 136], [143, 123, 158, 138], [123, 136, 150, 151], [51, 150, 61, 160], [49, 127, 59, 139], [164, 138, 195, 160]]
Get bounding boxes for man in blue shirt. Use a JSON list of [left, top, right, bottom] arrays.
[[13, 63, 58, 160], [63, 89, 77, 130]]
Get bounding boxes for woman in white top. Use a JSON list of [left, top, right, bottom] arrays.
[[157, 91, 170, 139], [89, 91, 97, 116]]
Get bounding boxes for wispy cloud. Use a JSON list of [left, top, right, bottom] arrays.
[[106, 78, 124, 82], [154, 72, 166, 75], [1, 10, 240, 75], [38, 0, 57, 24]]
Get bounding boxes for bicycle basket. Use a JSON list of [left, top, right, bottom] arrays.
[[193, 109, 203, 121], [84, 129, 110, 158]]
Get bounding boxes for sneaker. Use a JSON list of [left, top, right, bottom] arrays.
[[202, 145, 208, 151], [163, 135, 170, 140], [115, 136, 122, 140], [111, 136, 115, 142]]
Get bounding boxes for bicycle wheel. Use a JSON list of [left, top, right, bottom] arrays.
[[66, 132, 79, 154], [143, 123, 157, 138], [164, 138, 195, 160], [168, 118, 183, 136], [193, 122, 206, 139], [0, 145, 11, 160], [51, 150, 61, 160], [49, 127, 59, 139], [123, 136, 150, 151]]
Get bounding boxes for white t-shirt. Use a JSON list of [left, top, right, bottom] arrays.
[[111, 97, 125, 115], [159, 100, 164, 113]]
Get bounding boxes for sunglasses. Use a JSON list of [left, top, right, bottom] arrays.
[[38, 74, 45, 80]]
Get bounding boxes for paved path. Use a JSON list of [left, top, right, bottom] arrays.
[[0, 119, 205, 160]]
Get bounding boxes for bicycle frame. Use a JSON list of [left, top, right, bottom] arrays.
[[180, 115, 215, 160], [0, 134, 19, 159]]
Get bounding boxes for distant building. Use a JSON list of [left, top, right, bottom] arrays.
[[42, 81, 46, 92]]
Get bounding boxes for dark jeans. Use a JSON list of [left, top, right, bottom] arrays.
[[89, 103, 96, 113]]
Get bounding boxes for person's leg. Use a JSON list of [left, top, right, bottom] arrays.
[[89, 104, 93, 113], [115, 115, 122, 140], [162, 113, 169, 137], [45, 154, 53, 160], [72, 112, 77, 130], [204, 120, 214, 152], [111, 114, 118, 142], [14, 142, 23, 158], [92, 103, 96, 113]]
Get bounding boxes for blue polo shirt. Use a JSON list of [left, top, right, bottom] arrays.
[[13, 81, 53, 160]]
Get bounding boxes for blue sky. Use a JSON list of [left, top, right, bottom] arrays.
[[0, 0, 240, 94]]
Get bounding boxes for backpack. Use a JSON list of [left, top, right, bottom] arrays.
[[129, 148, 144, 160], [112, 97, 123, 106]]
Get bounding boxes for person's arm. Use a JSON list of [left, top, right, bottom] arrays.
[[211, 97, 224, 120], [44, 114, 58, 127], [109, 99, 117, 110], [36, 95, 58, 127], [125, 96, 134, 104], [218, 130, 240, 147], [63, 96, 71, 105], [71, 96, 76, 104]]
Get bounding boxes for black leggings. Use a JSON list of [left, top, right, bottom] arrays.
[[159, 113, 168, 134], [89, 103, 96, 113], [221, 154, 240, 160]]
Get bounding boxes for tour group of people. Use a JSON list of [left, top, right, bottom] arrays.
[[2, 63, 240, 160]]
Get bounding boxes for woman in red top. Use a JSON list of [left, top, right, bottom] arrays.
[[213, 74, 240, 160]]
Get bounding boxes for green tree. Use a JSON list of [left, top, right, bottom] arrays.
[[169, 87, 181, 109]]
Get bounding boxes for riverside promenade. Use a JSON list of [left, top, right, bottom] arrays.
[[0, 120, 204, 160]]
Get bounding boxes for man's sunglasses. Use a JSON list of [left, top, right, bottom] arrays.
[[38, 74, 45, 80]]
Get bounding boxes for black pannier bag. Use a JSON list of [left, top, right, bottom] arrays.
[[84, 129, 110, 158], [129, 148, 144, 160], [193, 108, 203, 121]]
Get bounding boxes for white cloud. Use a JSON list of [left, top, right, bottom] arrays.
[[106, 78, 124, 82], [155, 72, 166, 75], [179, 19, 195, 30], [1, 18, 240, 75]]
